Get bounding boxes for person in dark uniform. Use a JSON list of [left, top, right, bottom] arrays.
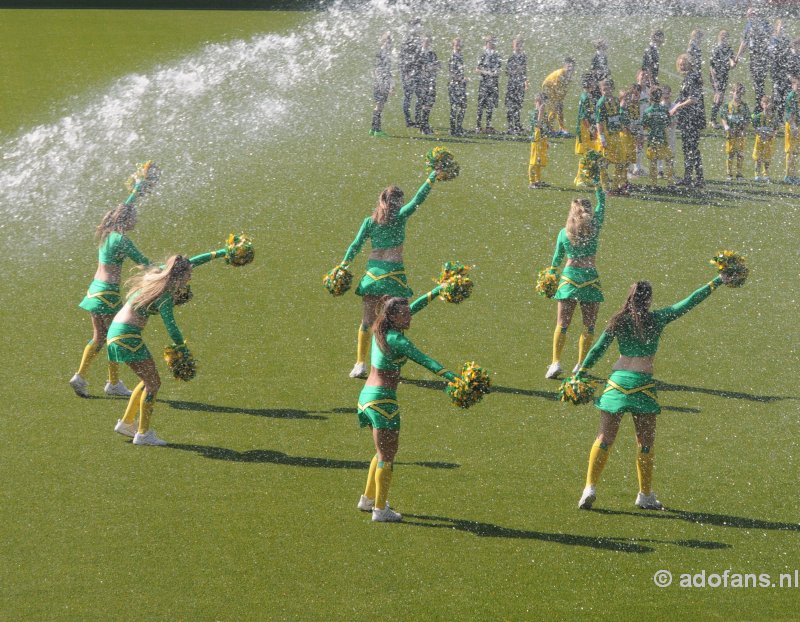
[[415, 35, 440, 135], [709, 30, 738, 129], [641, 30, 665, 86], [737, 7, 772, 112], [400, 18, 422, 127], [673, 53, 706, 188], [475, 35, 501, 133], [769, 19, 791, 116], [448, 37, 468, 136], [505, 36, 528, 135], [589, 39, 611, 101], [370, 31, 394, 137]]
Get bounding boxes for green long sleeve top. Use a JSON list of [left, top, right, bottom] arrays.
[[98, 232, 149, 267], [550, 187, 606, 266], [132, 290, 185, 345], [575, 91, 596, 135], [342, 172, 436, 264], [370, 286, 456, 381], [579, 276, 723, 371], [188, 248, 227, 267]]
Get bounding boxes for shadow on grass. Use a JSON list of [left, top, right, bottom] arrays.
[[402, 513, 654, 553], [160, 399, 332, 420], [400, 377, 560, 402], [591, 507, 800, 532], [403, 377, 794, 408], [656, 382, 797, 404], [168, 443, 459, 470]]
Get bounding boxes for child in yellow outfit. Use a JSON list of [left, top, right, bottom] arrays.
[[720, 83, 750, 181], [783, 74, 800, 184], [642, 87, 675, 185], [752, 95, 778, 182], [595, 78, 627, 194], [574, 73, 598, 186], [529, 92, 550, 188]]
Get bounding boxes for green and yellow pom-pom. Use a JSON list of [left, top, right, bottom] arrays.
[[323, 264, 353, 296], [425, 146, 460, 181], [173, 284, 193, 306], [436, 261, 474, 303], [446, 361, 492, 409], [125, 160, 161, 196], [578, 150, 606, 186], [536, 268, 559, 298], [164, 343, 197, 381], [559, 375, 599, 405], [710, 250, 748, 287], [225, 233, 255, 267]]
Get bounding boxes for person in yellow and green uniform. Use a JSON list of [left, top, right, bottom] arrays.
[[339, 169, 442, 379], [108, 256, 193, 446], [720, 82, 751, 181], [576, 273, 734, 511], [544, 185, 606, 380], [356, 288, 458, 522], [70, 202, 150, 398]]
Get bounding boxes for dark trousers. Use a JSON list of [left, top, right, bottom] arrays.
[[402, 75, 419, 125], [449, 88, 466, 134], [681, 125, 704, 182], [750, 56, 769, 111]]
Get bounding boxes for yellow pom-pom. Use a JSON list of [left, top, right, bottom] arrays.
[[446, 361, 491, 408], [125, 160, 161, 195], [425, 146, 460, 181], [710, 250, 748, 287], [225, 233, 255, 267], [323, 265, 353, 296], [536, 269, 559, 298], [436, 261, 474, 303], [559, 375, 599, 405], [163, 343, 197, 381]]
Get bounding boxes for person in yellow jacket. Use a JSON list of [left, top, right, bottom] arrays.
[[542, 57, 576, 137]]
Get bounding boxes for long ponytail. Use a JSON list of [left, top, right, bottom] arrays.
[[605, 281, 655, 341]]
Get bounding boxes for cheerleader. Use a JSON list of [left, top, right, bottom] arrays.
[[574, 73, 598, 187], [339, 169, 442, 378], [356, 289, 458, 522], [544, 185, 606, 379], [108, 256, 192, 446], [577, 273, 735, 511], [70, 202, 150, 398]]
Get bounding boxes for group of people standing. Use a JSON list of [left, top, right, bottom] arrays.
[[373, 8, 800, 189]]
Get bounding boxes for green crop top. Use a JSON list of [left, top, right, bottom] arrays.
[[130, 290, 184, 345], [99, 232, 149, 267], [342, 172, 436, 264], [579, 277, 722, 372], [550, 188, 606, 265], [369, 286, 457, 381]]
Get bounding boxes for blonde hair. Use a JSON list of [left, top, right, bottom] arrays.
[[373, 186, 404, 225], [676, 53, 691, 72], [565, 198, 595, 246], [96, 203, 136, 244], [126, 255, 192, 312]]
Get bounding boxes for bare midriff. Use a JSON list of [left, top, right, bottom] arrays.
[[612, 355, 655, 374], [566, 255, 596, 268], [369, 245, 403, 263], [366, 367, 401, 391], [94, 262, 122, 283]]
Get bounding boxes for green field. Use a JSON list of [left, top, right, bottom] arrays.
[[1, 7, 799, 621]]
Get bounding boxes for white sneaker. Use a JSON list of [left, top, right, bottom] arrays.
[[635, 491, 664, 510], [572, 363, 581, 374], [632, 165, 646, 177], [545, 362, 562, 379], [578, 485, 596, 509], [69, 373, 89, 397], [726, 175, 733, 182], [114, 419, 137, 438], [104, 380, 133, 397], [349, 362, 368, 379], [357, 495, 375, 511], [132, 429, 168, 446], [372, 504, 402, 522]]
